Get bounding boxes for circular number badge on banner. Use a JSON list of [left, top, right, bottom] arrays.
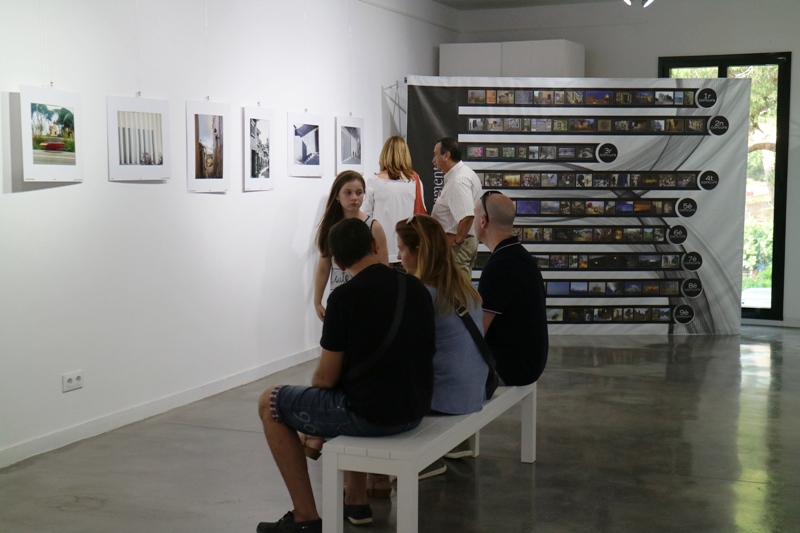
[[677, 199, 698, 217], [598, 144, 618, 163], [674, 305, 695, 324], [699, 171, 720, 190], [682, 278, 703, 298], [709, 116, 730, 135], [697, 89, 718, 108], [668, 225, 688, 244], [682, 252, 703, 271]]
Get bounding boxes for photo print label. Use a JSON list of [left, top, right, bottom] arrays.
[[598, 143, 618, 163], [682, 252, 703, 271], [709, 116, 730, 135], [682, 278, 703, 298], [668, 225, 688, 244], [697, 89, 718, 108], [677, 198, 698, 217], [674, 305, 695, 324], [699, 171, 720, 190]]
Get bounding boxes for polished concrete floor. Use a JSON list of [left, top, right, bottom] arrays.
[[2, 325, 799, 532]]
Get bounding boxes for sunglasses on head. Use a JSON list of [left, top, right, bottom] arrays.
[[481, 190, 502, 223]]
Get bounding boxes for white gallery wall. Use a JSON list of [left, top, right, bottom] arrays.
[[0, 0, 458, 467], [456, 0, 800, 328]]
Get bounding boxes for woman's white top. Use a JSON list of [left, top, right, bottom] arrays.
[[362, 173, 419, 263]]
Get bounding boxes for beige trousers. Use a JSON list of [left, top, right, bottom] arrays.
[[451, 235, 478, 279]]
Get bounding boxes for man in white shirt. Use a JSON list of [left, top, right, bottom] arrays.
[[430, 137, 483, 277]]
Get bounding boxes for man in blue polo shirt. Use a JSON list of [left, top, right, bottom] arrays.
[[473, 191, 548, 385]]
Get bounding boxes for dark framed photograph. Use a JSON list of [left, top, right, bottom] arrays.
[[503, 117, 521, 132], [517, 200, 541, 215], [665, 119, 684, 132], [534, 91, 554, 105], [566, 91, 584, 104], [557, 147, 576, 159], [531, 118, 552, 132], [542, 173, 558, 187], [468, 118, 485, 131], [586, 90, 613, 105], [547, 281, 570, 296], [467, 90, 486, 104], [515, 90, 533, 105], [504, 173, 521, 187], [558, 173, 575, 187], [541, 200, 560, 215], [569, 118, 596, 132], [615, 91, 633, 105], [484, 172, 503, 187], [635, 91, 654, 105], [467, 145, 484, 159], [655, 91, 674, 105], [486, 118, 503, 131], [540, 146, 556, 159], [521, 173, 540, 187], [497, 90, 515, 104]]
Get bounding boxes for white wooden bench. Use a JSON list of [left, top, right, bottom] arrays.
[[321, 382, 537, 533]]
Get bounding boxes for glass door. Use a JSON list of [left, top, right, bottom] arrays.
[[659, 53, 791, 321]]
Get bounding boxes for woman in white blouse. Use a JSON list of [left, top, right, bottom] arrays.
[[362, 136, 424, 267]]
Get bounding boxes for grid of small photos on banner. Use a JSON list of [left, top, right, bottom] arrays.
[[407, 76, 751, 334]]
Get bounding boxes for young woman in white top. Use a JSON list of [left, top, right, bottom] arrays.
[[313, 171, 389, 321], [362, 136, 424, 266]]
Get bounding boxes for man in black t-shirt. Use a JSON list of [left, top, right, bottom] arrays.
[[473, 191, 548, 386], [256, 218, 435, 533]]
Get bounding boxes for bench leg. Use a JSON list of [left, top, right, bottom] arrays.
[[395, 463, 418, 533], [521, 382, 537, 463], [468, 430, 480, 457], [321, 455, 344, 533]]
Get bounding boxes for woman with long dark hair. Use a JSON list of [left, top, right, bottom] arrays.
[[313, 171, 389, 321]]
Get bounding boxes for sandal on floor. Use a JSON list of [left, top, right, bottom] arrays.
[[366, 474, 392, 499]]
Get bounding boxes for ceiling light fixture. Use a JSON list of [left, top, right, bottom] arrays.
[[623, 0, 631, 4], [642, 0, 656, 6]]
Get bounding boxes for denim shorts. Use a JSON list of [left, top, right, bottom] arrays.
[[270, 385, 421, 439]]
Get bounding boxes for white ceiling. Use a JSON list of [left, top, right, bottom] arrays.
[[433, 0, 620, 10]]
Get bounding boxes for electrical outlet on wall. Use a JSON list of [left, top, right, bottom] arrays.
[[62, 370, 84, 393]]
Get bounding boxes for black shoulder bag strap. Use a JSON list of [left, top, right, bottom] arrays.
[[457, 305, 501, 398], [345, 271, 407, 383]]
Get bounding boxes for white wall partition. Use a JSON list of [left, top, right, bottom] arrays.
[[0, 0, 457, 468]]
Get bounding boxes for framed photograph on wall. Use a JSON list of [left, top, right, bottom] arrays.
[[287, 111, 323, 177], [186, 100, 230, 193], [19, 85, 83, 182], [335, 115, 364, 174], [243, 106, 274, 191], [106, 96, 170, 181]]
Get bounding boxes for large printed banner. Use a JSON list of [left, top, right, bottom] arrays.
[[407, 76, 750, 335]]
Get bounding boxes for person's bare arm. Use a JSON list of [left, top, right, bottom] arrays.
[[453, 216, 474, 245], [314, 254, 332, 321], [371, 220, 390, 265], [482, 310, 497, 333], [312, 349, 344, 388]]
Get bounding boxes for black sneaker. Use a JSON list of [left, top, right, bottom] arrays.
[[343, 503, 373, 526], [257, 510, 322, 532]]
